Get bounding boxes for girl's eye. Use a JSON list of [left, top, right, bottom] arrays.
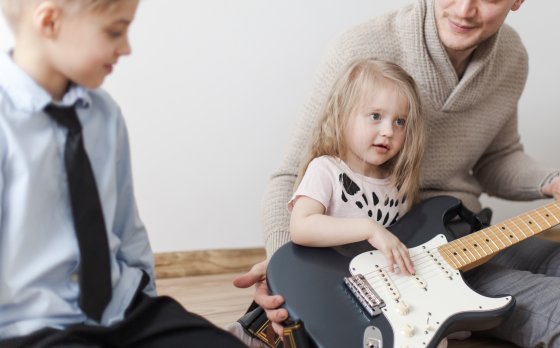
[[395, 118, 406, 127], [369, 113, 381, 121]]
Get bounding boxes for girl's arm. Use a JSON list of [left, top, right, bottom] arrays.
[[290, 196, 415, 274]]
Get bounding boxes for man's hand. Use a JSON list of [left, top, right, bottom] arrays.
[[542, 175, 560, 200], [233, 260, 288, 336]]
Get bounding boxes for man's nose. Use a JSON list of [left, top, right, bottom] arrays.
[[456, 0, 477, 18]]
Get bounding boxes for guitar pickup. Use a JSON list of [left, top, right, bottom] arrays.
[[344, 274, 385, 317]]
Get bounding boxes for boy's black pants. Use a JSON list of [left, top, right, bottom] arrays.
[[0, 275, 245, 348]]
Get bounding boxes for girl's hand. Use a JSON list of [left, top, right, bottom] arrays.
[[367, 224, 415, 275]]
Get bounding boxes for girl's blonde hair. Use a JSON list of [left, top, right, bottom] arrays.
[[296, 57, 425, 204]]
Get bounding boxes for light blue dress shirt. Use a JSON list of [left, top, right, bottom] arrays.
[[0, 52, 156, 340]]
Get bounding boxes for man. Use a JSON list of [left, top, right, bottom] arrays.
[[234, 0, 560, 346]]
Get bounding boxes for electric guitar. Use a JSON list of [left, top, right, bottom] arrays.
[[267, 196, 560, 348]]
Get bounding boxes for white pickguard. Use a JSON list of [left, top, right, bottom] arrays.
[[349, 234, 512, 348]]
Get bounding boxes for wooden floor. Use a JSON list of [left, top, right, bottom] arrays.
[[156, 272, 516, 348], [156, 272, 252, 329], [154, 230, 560, 347], [155, 226, 560, 347]]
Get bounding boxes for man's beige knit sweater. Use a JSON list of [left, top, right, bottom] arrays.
[[262, 0, 556, 256]]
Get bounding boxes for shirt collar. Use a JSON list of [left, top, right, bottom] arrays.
[[0, 51, 92, 113]]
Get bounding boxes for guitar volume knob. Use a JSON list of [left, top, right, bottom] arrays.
[[396, 300, 410, 315], [400, 323, 415, 337]]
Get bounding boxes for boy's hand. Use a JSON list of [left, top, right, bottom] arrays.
[[233, 260, 288, 336], [367, 226, 415, 275]]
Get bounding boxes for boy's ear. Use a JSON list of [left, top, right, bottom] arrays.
[[33, 1, 62, 38], [511, 0, 524, 11]]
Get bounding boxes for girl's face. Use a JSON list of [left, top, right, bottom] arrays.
[[343, 85, 408, 178]]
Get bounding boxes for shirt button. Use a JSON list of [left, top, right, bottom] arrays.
[[70, 273, 79, 282]]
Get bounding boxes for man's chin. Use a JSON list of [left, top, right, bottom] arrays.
[[442, 36, 479, 55]]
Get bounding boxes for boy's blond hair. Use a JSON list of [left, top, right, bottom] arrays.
[[0, 0, 122, 32], [296, 58, 425, 205]]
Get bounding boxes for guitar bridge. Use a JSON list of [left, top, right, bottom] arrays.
[[344, 274, 385, 317]]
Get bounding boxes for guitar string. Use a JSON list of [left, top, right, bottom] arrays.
[[358, 257, 446, 291], [360, 223, 530, 290], [361, 265, 447, 296], [358, 208, 558, 279], [355, 250, 457, 292], [353, 207, 560, 293], [341, 204, 560, 303]]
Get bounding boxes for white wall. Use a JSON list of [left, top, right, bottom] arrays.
[[1, 1, 558, 252]]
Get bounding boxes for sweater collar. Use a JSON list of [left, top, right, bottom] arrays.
[[415, 0, 501, 112]]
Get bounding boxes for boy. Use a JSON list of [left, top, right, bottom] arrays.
[[0, 0, 245, 346]]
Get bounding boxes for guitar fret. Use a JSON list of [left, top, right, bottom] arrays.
[[446, 243, 468, 268], [487, 231, 501, 251], [535, 210, 553, 229], [488, 225, 511, 248], [487, 226, 507, 251], [471, 233, 490, 256], [543, 206, 560, 224], [517, 211, 539, 235], [528, 215, 542, 232], [439, 245, 461, 269], [513, 217, 530, 238], [465, 235, 483, 258], [507, 220, 524, 240], [439, 201, 560, 272], [455, 238, 477, 262], [497, 225, 517, 245], [478, 229, 500, 253], [551, 203, 560, 217]]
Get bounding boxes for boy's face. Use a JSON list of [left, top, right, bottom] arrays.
[[47, 0, 139, 90]]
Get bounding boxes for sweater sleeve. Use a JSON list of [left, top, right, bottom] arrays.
[[473, 26, 558, 200], [473, 110, 556, 201]]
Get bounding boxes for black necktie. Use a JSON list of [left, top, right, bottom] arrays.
[[45, 104, 112, 321]]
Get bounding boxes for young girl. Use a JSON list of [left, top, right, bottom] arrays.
[[288, 58, 424, 276]]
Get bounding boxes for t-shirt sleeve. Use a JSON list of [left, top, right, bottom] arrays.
[[288, 157, 334, 212]]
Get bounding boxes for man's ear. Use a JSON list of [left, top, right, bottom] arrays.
[[511, 0, 525, 12], [33, 1, 62, 38]]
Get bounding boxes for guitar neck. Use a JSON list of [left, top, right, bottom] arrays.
[[438, 201, 560, 271]]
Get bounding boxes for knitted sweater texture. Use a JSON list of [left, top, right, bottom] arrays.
[[262, 0, 556, 256]]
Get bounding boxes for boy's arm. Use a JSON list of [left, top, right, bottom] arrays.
[[113, 113, 156, 295]]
